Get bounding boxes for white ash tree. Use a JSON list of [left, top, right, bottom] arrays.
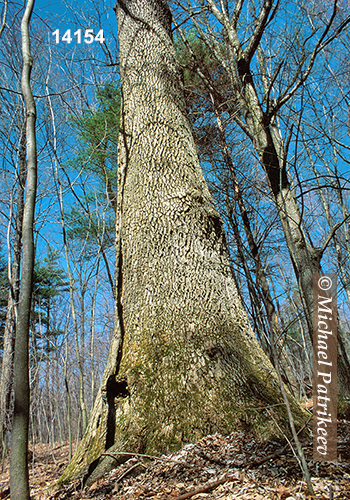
[[60, 0, 307, 486]]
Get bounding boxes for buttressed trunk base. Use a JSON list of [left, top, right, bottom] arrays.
[[59, 0, 307, 486]]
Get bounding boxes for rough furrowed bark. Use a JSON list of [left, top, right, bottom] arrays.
[[58, 329, 123, 483], [59, 0, 308, 486]]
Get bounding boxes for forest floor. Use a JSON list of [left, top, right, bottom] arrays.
[[0, 418, 349, 500]]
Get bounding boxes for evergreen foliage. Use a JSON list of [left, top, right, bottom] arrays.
[[64, 82, 121, 253], [31, 248, 68, 357], [68, 82, 120, 198]]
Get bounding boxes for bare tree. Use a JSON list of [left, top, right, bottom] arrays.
[[173, 0, 350, 338], [173, 0, 350, 402], [0, 124, 26, 461], [10, 0, 37, 498]]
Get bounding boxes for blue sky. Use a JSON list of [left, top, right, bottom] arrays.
[[1, 0, 349, 334], [0, 0, 120, 277], [31, 0, 117, 49]]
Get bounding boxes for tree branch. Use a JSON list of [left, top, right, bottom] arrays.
[[244, 0, 274, 63], [231, 0, 244, 29], [0, 84, 80, 98], [0, 0, 7, 38], [272, 0, 340, 115], [319, 215, 350, 257], [176, 475, 238, 500]]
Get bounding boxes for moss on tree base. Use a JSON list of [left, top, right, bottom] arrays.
[[58, 0, 310, 487], [59, 332, 309, 487]]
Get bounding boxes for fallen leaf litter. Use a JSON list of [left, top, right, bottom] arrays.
[[1, 420, 349, 499]]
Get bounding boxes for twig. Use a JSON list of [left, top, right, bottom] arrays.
[[175, 475, 238, 500], [267, 409, 315, 497], [52, 444, 68, 452], [115, 461, 146, 483], [101, 452, 195, 468], [247, 415, 312, 468]]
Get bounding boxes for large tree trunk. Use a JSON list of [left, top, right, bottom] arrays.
[[60, 0, 307, 486]]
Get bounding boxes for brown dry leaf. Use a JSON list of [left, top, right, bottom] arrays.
[[0, 488, 9, 500], [275, 485, 295, 499], [2, 425, 350, 500]]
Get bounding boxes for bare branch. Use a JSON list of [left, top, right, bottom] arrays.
[[319, 215, 350, 257], [0, 84, 81, 98], [205, 0, 242, 55], [0, 0, 7, 38], [231, 0, 244, 30], [272, 0, 341, 114], [244, 0, 274, 63], [205, 0, 225, 24]]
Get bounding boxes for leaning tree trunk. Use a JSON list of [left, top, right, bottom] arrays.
[[60, 0, 307, 485]]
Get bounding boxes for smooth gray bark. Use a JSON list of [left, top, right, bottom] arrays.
[[10, 1, 37, 498]]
